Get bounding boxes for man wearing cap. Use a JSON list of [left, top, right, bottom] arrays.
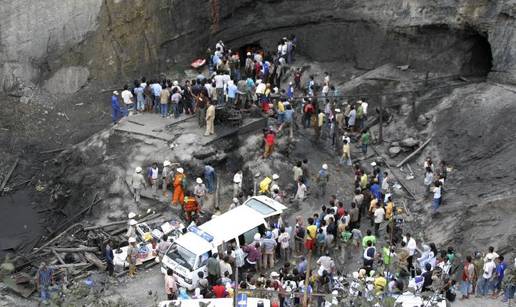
[[131, 167, 147, 204], [233, 170, 243, 198], [194, 178, 207, 207], [162, 161, 173, 197], [126, 218, 138, 238], [111, 91, 122, 124], [127, 237, 138, 277], [262, 232, 277, 269], [316, 164, 330, 197], [172, 168, 186, 206], [477, 254, 497, 296]]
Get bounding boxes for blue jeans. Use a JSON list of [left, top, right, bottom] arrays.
[[504, 284, 515, 301], [477, 277, 491, 296], [216, 88, 224, 105], [461, 280, 471, 296], [362, 144, 368, 155], [137, 99, 144, 111], [204, 173, 215, 193], [432, 197, 441, 213], [160, 104, 168, 117], [40, 286, 50, 302], [153, 96, 160, 113], [173, 103, 180, 118]]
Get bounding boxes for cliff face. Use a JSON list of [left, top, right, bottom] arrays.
[[1, 0, 516, 92]]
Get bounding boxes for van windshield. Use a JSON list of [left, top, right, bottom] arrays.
[[166, 244, 196, 271], [245, 198, 276, 215]]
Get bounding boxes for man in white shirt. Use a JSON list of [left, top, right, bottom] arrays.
[[214, 72, 225, 105], [404, 233, 417, 276], [478, 255, 497, 296], [373, 202, 385, 236], [121, 84, 134, 112], [317, 252, 335, 276], [233, 170, 243, 198]]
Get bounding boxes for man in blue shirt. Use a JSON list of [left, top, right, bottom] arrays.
[[203, 164, 216, 193], [111, 91, 122, 124], [227, 80, 238, 105], [105, 239, 114, 276], [150, 80, 162, 113], [36, 262, 54, 304]]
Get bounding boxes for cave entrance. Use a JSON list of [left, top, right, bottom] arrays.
[[461, 33, 493, 77], [238, 42, 266, 67]]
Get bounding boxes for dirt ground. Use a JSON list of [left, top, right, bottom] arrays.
[[1, 55, 515, 306]]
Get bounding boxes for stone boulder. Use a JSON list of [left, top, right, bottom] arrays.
[[44, 66, 90, 94]]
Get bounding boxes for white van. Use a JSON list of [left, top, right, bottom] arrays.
[[160, 196, 286, 290]]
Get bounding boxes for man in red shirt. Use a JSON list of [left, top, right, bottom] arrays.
[[212, 281, 227, 298], [263, 129, 276, 159]]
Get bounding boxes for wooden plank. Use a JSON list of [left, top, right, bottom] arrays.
[[1, 157, 19, 194], [83, 252, 106, 271], [396, 137, 432, 168], [47, 246, 98, 253], [51, 248, 65, 265]]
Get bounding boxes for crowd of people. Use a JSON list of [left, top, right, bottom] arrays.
[[107, 38, 516, 306]]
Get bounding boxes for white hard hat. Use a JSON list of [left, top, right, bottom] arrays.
[[272, 174, 279, 180], [113, 91, 119, 95], [177, 168, 184, 174], [322, 164, 328, 170], [173, 80, 179, 86], [233, 176, 241, 184], [196, 178, 203, 184], [371, 162, 377, 167], [128, 237, 136, 243], [163, 160, 171, 167], [335, 108, 341, 113], [253, 233, 261, 241], [232, 198, 239, 203], [271, 184, 279, 191], [246, 52, 251, 56], [129, 219, 138, 226], [128, 212, 136, 219], [270, 271, 280, 278], [135, 167, 142, 173]]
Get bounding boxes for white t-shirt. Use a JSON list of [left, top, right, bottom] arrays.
[[362, 102, 368, 115], [255, 83, 266, 95], [374, 207, 385, 223], [214, 75, 225, 89], [405, 237, 417, 256], [121, 90, 134, 105], [482, 261, 496, 279], [433, 186, 441, 199], [233, 172, 242, 185]]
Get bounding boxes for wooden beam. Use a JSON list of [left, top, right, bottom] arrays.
[[46, 246, 98, 253], [396, 137, 432, 168], [0, 157, 19, 194]]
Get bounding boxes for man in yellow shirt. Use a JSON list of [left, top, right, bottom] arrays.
[[305, 217, 317, 251], [315, 110, 325, 140], [360, 172, 368, 190], [385, 196, 394, 220], [341, 139, 351, 165]]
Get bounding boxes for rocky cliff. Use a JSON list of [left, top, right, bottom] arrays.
[[1, 0, 516, 95]]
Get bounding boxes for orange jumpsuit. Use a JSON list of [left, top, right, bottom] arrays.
[[183, 196, 199, 222], [172, 173, 185, 205]]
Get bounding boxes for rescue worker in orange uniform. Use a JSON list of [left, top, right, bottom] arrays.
[[172, 167, 186, 206], [183, 191, 200, 222]]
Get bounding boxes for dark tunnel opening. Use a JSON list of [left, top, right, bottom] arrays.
[[461, 33, 493, 77]]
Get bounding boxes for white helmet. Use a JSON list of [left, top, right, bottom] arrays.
[[135, 167, 142, 173], [232, 198, 239, 203], [177, 168, 184, 174], [163, 160, 171, 167], [128, 237, 136, 243], [128, 212, 136, 219], [196, 178, 203, 184], [272, 174, 279, 180], [322, 164, 328, 170], [129, 219, 138, 226]]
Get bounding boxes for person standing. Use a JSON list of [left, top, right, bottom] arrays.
[[205, 102, 216, 136], [159, 84, 171, 118], [151, 80, 162, 113], [147, 162, 159, 196], [194, 178, 207, 207], [162, 160, 173, 197], [340, 139, 351, 165], [404, 233, 417, 277], [227, 80, 238, 106], [172, 168, 186, 206], [183, 191, 200, 222], [502, 257, 516, 303], [127, 237, 138, 278], [432, 181, 442, 214], [203, 164, 216, 193], [262, 232, 278, 270], [373, 202, 385, 236], [233, 170, 243, 198], [278, 227, 291, 262], [121, 84, 135, 113], [165, 268, 177, 300], [171, 87, 182, 118], [477, 255, 497, 296], [35, 262, 54, 305], [131, 167, 146, 204], [263, 128, 276, 159], [105, 239, 114, 276], [206, 254, 221, 286], [292, 161, 304, 185], [111, 91, 122, 124], [461, 255, 475, 299], [360, 129, 370, 156], [134, 82, 144, 112], [315, 164, 330, 198]]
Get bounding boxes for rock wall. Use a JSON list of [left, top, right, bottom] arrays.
[[1, 0, 516, 93]]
